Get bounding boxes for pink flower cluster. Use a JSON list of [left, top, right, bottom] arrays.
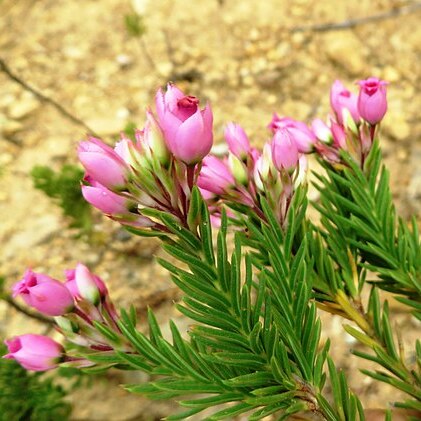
[[78, 84, 213, 234], [2, 76, 389, 373], [198, 122, 307, 227], [264, 77, 388, 167], [312, 77, 388, 165], [195, 76, 387, 224], [4, 264, 125, 371], [77, 77, 388, 233]]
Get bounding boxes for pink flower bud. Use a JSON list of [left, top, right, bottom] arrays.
[[65, 263, 107, 305], [3, 334, 63, 371], [228, 154, 248, 185], [295, 155, 308, 188], [141, 111, 170, 164], [197, 156, 234, 195], [199, 188, 217, 201], [271, 129, 299, 172], [357, 77, 388, 125], [82, 178, 130, 215], [209, 213, 223, 228], [267, 113, 281, 133], [330, 80, 360, 124], [224, 123, 251, 159], [268, 114, 315, 153], [208, 208, 236, 228], [13, 270, 74, 316], [78, 137, 128, 189], [253, 144, 272, 191], [155, 84, 213, 164], [330, 119, 347, 149], [250, 148, 261, 165], [311, 118, 332, 144], [114, 137, 140, 166]]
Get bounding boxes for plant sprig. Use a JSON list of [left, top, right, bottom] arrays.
[[110, 189, 363, 420], [313, 141, 421, 313]]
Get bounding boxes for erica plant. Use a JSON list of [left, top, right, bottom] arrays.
[[4, 78, 421, 420]]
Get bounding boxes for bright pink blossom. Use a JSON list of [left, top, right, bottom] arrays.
[[330, 80, 360, 124], [197, 156, 234, 196], [357, 77, 388, 125], [155, 84, 213, 164], [13, 270, 74, 316], [3, 334, 63, 371], [224, 123, 251, 159], [271, 129, 299, 172], [65, 263, 107, 305], [82, 178, 129, 215], [268, 114, 316, 153], [78, 137, 128, 189]]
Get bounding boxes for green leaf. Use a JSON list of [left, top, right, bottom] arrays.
[[343, 325, 378, 348], [245, 390, 295, 406], [187, 185, 201, 233], [92, 321, 121, 344], [206, 402, 254, 420], [249, 402, 291, 420], [204, 352, 266, 370], [199, 197, 215, 266], [116, 351, 152, 372], [223, 371, 275, 388], [165, 406, 209, 420], [177, 301, 240, 331], [160, 213, 202, 251], [179, 392, 243, 408]]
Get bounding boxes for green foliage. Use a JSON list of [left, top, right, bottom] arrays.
[[0, 343, 71, 421], [90, 189, 365, 420], [227, 144, 421, 412], [313, 142, 421, 313], [31, 164, 92, 235], [18, 137, 421, 417], [308, 142, 421, 410], [124, 13, 146, 38]]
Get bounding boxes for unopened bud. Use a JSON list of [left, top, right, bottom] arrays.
[[228, 154, 248, 185], [143, 111, 170, 165], [311, 119, 332, 144], [342, 108, 358, 136], [74, 264, 104, 305], [55, 316, 78, 333], [254, 143, 272, 191], [271, 129, 299, 173]]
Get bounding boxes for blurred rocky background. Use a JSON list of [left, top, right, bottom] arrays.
[[0, 0, 420, 419]]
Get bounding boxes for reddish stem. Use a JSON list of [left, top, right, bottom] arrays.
[[90, 344, 114, 351], [102, 300, 121, 333], [186, 164, 196, 191], [369, 124, 376, 142], [73, 307, 93, 326]]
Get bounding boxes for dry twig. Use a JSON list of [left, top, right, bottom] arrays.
[[0, 58, 98, 136], [290, 2, 421, 33], [2, 295, 54, 325]]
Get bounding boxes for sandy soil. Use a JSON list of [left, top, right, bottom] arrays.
[[1, 0, 421, 419]]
